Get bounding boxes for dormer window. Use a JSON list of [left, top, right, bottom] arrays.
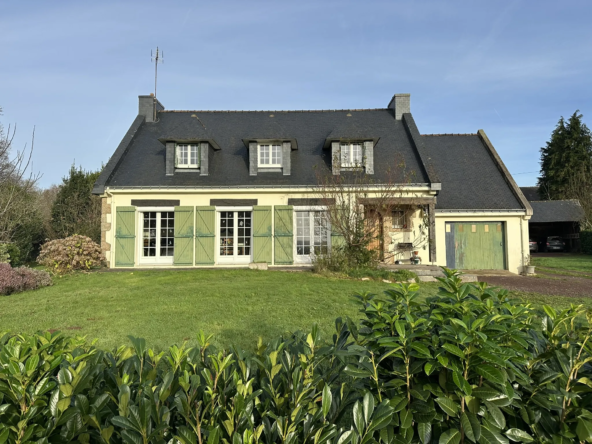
[[340, 142, 363, 168], [176, 144, 200, 169], [258, 144, 282, 167]]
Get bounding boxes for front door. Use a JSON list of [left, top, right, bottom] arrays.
[[218, 211, 252, 264], [139, 211, 175, 264]]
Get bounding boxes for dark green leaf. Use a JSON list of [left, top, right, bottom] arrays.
[[439, 429, 461, 444], [461, 412, 481, 443], [435, 397, 459, 417], [418, 423, 431, 444], [504, 429, 534, 443], [476, 365, 506, 385]]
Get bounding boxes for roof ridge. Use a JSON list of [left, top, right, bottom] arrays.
[[159, 108, 389, 114], [422, 133, 477, 137]]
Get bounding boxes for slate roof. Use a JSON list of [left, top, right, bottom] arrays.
[[94, 101, 529, 212], [520, 186, 541, 201], [519, 187, 584, 223], [529, 200, 584, 223], [97, 109, 429, 189], [421, 134, 524, 210]]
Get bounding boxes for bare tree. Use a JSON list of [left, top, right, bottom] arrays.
[[0, 108, 41, 242], [314, 156, 432, 267], [564, 170, 592, 231]]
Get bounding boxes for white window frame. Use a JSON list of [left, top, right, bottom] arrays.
[[136, 206, 175, 265], [176, 144, 200, 169], [215, 207, 253, 265], [258, 144, 282, 167], [340, 142, 364, 168], [293, 206, 331, 264]]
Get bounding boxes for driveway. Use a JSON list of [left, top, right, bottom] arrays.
[[477, 274, 592, 298]]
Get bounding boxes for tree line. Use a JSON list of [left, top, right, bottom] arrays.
[[0, 107, 101, 264]]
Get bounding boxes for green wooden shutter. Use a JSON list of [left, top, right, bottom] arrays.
[[330, 218, 345, 253], [253, 206, 272, 264], [174, 206, 194, 266], [195, 206, 215, 265], [115, 206, 136, 267], [274, 205, 293, 265]]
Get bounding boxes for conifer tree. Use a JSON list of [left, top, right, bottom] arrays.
[[538, 111, 592, 200], [51, 165, 102, 242]]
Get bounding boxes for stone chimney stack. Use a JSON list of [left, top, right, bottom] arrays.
[[138, 94, 165, 122], [387, 93, 410, 120]]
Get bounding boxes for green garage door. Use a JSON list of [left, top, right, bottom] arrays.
[[445, 222, 506, 270]]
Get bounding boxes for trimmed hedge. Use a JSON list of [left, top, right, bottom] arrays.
[[0, 269, 590, 443], [581, 231, 592, 255]]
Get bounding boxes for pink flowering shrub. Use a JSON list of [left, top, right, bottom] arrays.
[[0, 263, 52, 295], [38, 235, 103, 274]]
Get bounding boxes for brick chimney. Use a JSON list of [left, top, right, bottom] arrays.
[[387, 93, 410, 120], [138, 94, 165, 122]]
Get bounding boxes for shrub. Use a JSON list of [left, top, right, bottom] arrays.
[[0, 270, 590, 443], [0, 263, 52, 295], [0, 243, 21, 266], [0, 244, 9, 264], [38, 234, 103, 273]]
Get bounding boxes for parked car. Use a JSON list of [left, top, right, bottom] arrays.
[[545, 236, 565, 252], [529, 238, 538, 252]]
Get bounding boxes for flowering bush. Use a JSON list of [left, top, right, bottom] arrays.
[[0, 263, 52, 295], [38, 234, 103, 274]]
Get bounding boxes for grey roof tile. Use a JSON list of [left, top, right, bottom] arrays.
[[105, 109, 429, 188], [529, 200, 584, 223], [421, 134, 523, 210]]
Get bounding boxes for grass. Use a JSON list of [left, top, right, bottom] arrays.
[[1, 267, 589, 351], [0, 269, 438, 351], [531, 254, 592, 274]]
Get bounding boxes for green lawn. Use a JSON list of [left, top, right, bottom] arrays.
[[0, 268, 588, 351], [531, 254, 592, 274], [0, 269, 438, 351]]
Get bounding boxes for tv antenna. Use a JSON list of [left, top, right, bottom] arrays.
[[151, 47, 164, 99]]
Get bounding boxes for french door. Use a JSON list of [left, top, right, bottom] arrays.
[[218, 211, 252, 264], [294, 210, 329, 263], [139, 211, 174, 264]]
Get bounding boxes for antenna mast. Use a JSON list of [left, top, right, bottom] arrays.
[[151, 47, 164, 120]]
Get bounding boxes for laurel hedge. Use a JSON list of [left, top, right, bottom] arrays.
[[0, 269, 590, 444]]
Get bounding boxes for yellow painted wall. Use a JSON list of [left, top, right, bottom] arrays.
[[103, 189, 528, 274]]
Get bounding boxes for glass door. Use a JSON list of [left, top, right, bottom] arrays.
[[218, 211, 252, 264], [140, 211, 174, 264], [295, 211, 329, 263]]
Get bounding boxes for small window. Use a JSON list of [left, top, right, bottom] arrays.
[[258, 144, 282, 167], [176, 144, 199, 168], [392, 210, 407, 229], [340, 143, 363, 168], [472, 225, 477, 233]]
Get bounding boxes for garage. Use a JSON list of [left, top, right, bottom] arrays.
[[445, 222, 506, 270]]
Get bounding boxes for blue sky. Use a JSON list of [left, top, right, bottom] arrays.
[[2, 0, 591, 188]]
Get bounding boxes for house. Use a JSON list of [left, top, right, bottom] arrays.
[[92, 93, 532, 273], [520, 186, 584, 251]]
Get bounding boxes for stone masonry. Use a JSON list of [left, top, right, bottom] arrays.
[[101, 197, 111, 267]]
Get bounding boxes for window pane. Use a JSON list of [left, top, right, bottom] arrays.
[[340, 143, 349, 166], [352, 143, 362, 165], [271, 145, 282, 164], [177, 145, 188, 165], [259, 145, 270, 165], [190, 145, 198, 165]]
